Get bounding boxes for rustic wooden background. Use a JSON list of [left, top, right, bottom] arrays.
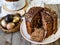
[[0, 4, 60, 45]]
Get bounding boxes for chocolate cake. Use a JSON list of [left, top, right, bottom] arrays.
[[25, 7, 57, 42], [27, 7, 43, 15], [31, 28, 45, 42], [43, 8, 57, 34], [41, 12, 53, 38]]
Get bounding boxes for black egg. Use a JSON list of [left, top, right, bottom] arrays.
[[5, 14, 13, 22]]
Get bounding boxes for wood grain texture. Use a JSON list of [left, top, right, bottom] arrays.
[[19, 32, 31, 45], [31, 43, 37, 45], [4, 33, 12, 45], [12, 32, 21, 45], [0, 30, 5, 45], [0, 29, 12, 45], [12, 31, 31, 45], [56, 4, 60, 19], [0, 6, 1, 13]]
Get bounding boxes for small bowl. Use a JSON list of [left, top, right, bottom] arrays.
[[0, 15, 22, 33]]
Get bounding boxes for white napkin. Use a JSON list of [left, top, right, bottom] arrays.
[[30, 0, 60, 6], [26, 0, 60, 12], [44, 0, 60, 4], [0, 0, 60, 6]]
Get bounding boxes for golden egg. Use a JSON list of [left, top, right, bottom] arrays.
[[13, 16, 20, 23], [7, 22, 15, 30]]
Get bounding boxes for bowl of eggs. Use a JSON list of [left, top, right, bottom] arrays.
[[0, 13, 22, 33]]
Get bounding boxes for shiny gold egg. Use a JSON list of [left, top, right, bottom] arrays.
[[13, 16, 20, 23]]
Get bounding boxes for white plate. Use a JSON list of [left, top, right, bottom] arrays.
[[20, 17, 60, 44]]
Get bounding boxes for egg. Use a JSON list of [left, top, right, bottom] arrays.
[[7, 23, 15, 30], [1, 19, 7, 28], [5, 15, 13, 22], [13, 16, 20, 23]]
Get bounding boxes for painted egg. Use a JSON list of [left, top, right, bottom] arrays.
[[1, 19, 7, 28], [7, 22, 15, 30], [13, 16, 20, 23], [5, 14, 13, 22]]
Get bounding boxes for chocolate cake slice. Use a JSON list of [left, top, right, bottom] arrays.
[[50, 11, 57, 34], [31, 28, 45, 42], [28, 7, 43, 16], [41, 12, 53, 38], [31, 12, 42, 28], [43, 8, 57, 34]]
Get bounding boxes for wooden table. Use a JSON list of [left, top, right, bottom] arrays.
[[0, 4, 60, 45]]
